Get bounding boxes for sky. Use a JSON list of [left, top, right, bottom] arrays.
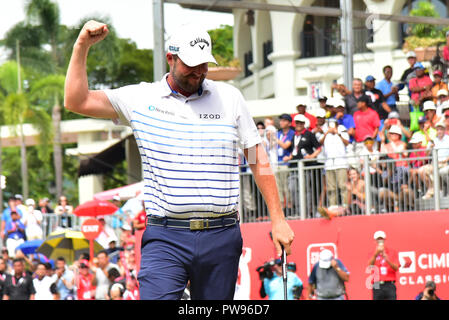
[[0, 0, 234, 49]]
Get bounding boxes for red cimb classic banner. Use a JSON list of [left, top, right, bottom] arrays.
[[236, 210, 449, 300]]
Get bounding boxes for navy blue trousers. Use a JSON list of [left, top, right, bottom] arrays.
[[138, 223, 242, 300]]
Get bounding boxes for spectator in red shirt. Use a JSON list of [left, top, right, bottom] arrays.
[[132, 209, 147, 231], [76, 259, 95, 300], [408, 134, 429, 196], [443, 31, 449, 64], [290, 103, 317, 131], [353, 95, 380, 155], [123, 276, 140, 300], [119, 224, 135, 248], [367, 230, 399, 300], [409, 62, 433, 108]]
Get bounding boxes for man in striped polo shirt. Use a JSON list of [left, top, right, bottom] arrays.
[[64, 20, 294, 300]]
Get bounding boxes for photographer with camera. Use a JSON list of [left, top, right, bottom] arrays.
[[415, 281, 440, 300], [258, 259, 303, 300]]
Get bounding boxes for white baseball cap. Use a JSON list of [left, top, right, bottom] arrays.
[[25, 198, 35, 206], [294, 114, 307, 123], [315, 108, 327, 118], [388, 125, 402, 136], [423, 100, 437, 111], [167, 25, 217, 67], [441, 100, 449, 110], [331, 98, 345, 108], [437, 89, 448, 97], [373, 230, 386, 240], [319, 249, 333, 269], [294, 114, 310, 128], [387, 111, 400, 119], [436, 120, 446, 128], [409, 133, 424, 144], [406, 51, 417, 58]]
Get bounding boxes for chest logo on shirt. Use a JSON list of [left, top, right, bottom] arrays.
[[149, 105, 175, 117], [199, 113, 221, 120]]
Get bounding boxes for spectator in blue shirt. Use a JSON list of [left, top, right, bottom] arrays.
[[275, 114, 295, 210], [1, 197, 23, 243], [331, 98, 355, 142], [376, 65, 399, 111], [110, 196, 125, 230], [54, 257, 75, 300], [5, 211, 26, 258]]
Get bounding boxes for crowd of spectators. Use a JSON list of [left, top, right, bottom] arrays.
[[0, 193, 145, 300], [244, 50, 449, 218]]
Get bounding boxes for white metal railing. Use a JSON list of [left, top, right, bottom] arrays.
[[239, 147, 449, 222]]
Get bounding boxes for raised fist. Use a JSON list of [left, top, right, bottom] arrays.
[[76, 20, 109, 48]]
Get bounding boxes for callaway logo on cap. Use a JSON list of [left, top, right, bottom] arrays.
[[167, 25, 218, 67]]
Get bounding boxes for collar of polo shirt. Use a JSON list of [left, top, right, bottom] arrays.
[[160, 73, 210, 99]]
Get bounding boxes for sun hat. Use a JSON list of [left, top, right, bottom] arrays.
[[409, 134, 423, 144], [437, 89, 449, 97], [435, 121, 446, 128], [167, 25, 217, 67], [388, 125, 402, 136], [422, 100, 437, 111]]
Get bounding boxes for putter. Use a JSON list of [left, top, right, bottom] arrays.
[[281, 245, 287, 300]]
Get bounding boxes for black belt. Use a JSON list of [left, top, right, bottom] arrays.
[[375, 281, 396, 285], [146, 213, 239, 231]]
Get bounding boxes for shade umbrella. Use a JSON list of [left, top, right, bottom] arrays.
[[36, 229, 103, 264], [16, 239, 44, 255], [93, 181, 144, 201], [73, 199, 119, 217]]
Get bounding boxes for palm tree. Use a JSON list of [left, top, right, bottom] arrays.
[[25, 0, 65, 198], [25, 0, 61, 72], [30, 75, 65, 199], [0, 91, 5, 211], [0, 61, 52, 199]]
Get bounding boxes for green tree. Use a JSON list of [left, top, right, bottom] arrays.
[[410, 1, 442, 38], [0, 90, 5, 211], [30, 74, 65, 199], [0, 61, 52, 199], [26, 0, 62, 72], [24, 0, 66, 198], [113, 38, 153, 87], [208, 25, 238, 67]]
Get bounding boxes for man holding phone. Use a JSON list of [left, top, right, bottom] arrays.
[[368, 230, 399, 300]]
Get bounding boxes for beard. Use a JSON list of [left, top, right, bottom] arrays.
[[171, 63, 206, 94]]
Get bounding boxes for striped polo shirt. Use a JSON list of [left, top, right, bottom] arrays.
[[104, 74, 261, 218]]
